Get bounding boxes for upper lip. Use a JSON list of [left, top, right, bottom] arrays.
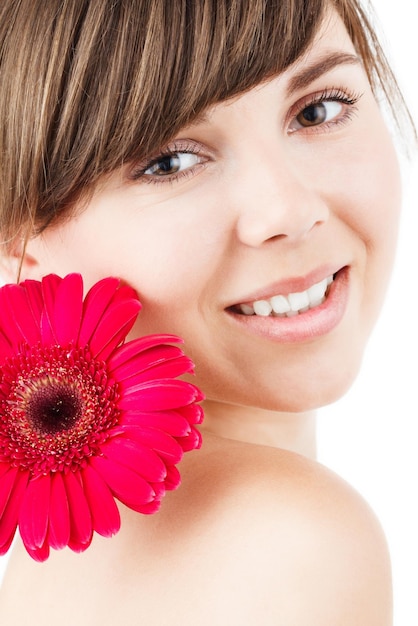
[[227, 264, 346, 307]]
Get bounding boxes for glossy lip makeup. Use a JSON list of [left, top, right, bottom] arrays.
[[225, 266, 350, 343]]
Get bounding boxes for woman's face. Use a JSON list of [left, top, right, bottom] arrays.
[[27, 11, 401, 413]]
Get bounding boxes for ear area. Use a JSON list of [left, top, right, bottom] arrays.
[[0, 239, 41, 285]]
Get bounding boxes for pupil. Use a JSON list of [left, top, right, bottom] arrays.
[[26, 383, 82, 435], [300, 103, 326, 126], [155, 155, 180, 175]]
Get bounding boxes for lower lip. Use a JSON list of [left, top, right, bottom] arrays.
[[226, 267, 350, 343]]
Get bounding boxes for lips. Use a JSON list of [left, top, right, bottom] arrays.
[[226, 267, 349, 343]]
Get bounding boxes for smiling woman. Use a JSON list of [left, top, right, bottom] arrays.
[[0, 1, 412, 624]]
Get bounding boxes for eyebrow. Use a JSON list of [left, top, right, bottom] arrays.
[[185, 52, 361, 130], [286, 52, 361, 95]]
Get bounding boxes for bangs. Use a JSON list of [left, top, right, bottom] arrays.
[[2, 0, 407, 242], [68, 0, 323, 172]]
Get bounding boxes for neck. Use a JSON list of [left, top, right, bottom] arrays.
[[200, 400, 317, 459]]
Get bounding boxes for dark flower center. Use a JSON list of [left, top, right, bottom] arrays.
[[0, 343, 120, 476], [25, 380, 83, 435]]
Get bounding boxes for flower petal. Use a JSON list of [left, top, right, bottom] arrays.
[[0, 328, 13, 361], [119, 356, 194, 389], [90, 455, 156, 508], [164, 464, 181, 490], [40, 274, 62, 342], [82, 464, 120, 538], [24, 540, 50, 562], [22, 279, 44, 321], [63, 471, 92, 549], [118, 379, 203, 411], [0, 284, 41, 345], [120, 410, 192, 437], [0, 287, 26, 348], [18, 474, 51, 550], [175, 403, 205, 425], [177, 426, 202, 452], [107, 341, 184, 377], [48, 472, 70, 550], [101, 436, 167, 482], [130, 498, 163, 515], [53, 273, 84, 346], [0, 470, 28, 552], [78, 277, 121, 347], [118, 426, 183, 463], [0, 466, 19, 518], [89, 300, 141, 361]]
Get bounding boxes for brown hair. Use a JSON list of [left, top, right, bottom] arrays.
[[0, 0, 409, 250]]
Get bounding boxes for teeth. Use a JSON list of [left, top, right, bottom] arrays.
[[270, 295, 290, 315], [238, 275, 334, 317], [288, 290, 310, 312], [307, 278, 328, 307], [253, 300, 272, 316]]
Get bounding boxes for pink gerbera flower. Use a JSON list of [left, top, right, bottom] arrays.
[[0, 274, 203, 561]]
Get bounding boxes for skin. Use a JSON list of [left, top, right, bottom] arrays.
[[0, 10, 399, 624]]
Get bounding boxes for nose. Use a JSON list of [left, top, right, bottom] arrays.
[[234, 151, 329, 248]]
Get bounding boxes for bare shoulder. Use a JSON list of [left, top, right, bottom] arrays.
[[176, 431, 392, 625], [0, 432, 392, 625]]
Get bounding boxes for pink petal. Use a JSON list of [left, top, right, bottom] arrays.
[[0, 466, 19, 518], [0, 470, 28, 551], [107, 283, 139, 306], [1, 284, 41, 345], [24, 540, 50, 562], [0, 287, 25, 348], [0, 527, 16, 555], [0, 329, 13, 361], [107, 338, 183, 374], [118, 379, 203, 411], [21, 279, 43, 321], [18, 474, 51, 550], [82, 464, 120, 537], [39, 274, 63, 344], [118, 426, 183, 463], [164, 464, 181, 490], [78, 277, 121, 347], [0, 463, 10, 480], [101, 436, 167, 482], [177, 426, 202, 452], [48, 472, 70, 550], [53, 273, 84, 345], [120, 410, 192, 437], [129, 481, 166, 514], [119, 356, 194, 390], [130, 498, 163, 515], [63, 471, 92, 549], [174, 403, 205, 425], [89, 300, 141, 360], [90, 455, 155, 508], [40, 310, 55, 345]]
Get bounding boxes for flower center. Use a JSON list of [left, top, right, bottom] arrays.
[[0, 343, 120, 476], [25, 379, 83, 435]]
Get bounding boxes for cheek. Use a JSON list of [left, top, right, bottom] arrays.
[[329, 122, 401, 265]]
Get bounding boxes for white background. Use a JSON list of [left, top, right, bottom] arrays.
[[318, 2, 418, 625], [1, 2, 417, 624]]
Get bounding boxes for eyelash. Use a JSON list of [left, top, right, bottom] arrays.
[[130, 86, 363, 185], [130, 142, 204, 186], [289, 86, 362, 132]]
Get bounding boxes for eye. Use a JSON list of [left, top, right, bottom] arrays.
[[288, 88, 362, 133], [295, 101, 343, 128], [144, 152, 200, 177]]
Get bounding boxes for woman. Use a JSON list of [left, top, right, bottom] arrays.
[[0, 0, 410, 623]]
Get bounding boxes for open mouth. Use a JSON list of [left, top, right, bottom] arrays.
[[229, 273, 337, 318]]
